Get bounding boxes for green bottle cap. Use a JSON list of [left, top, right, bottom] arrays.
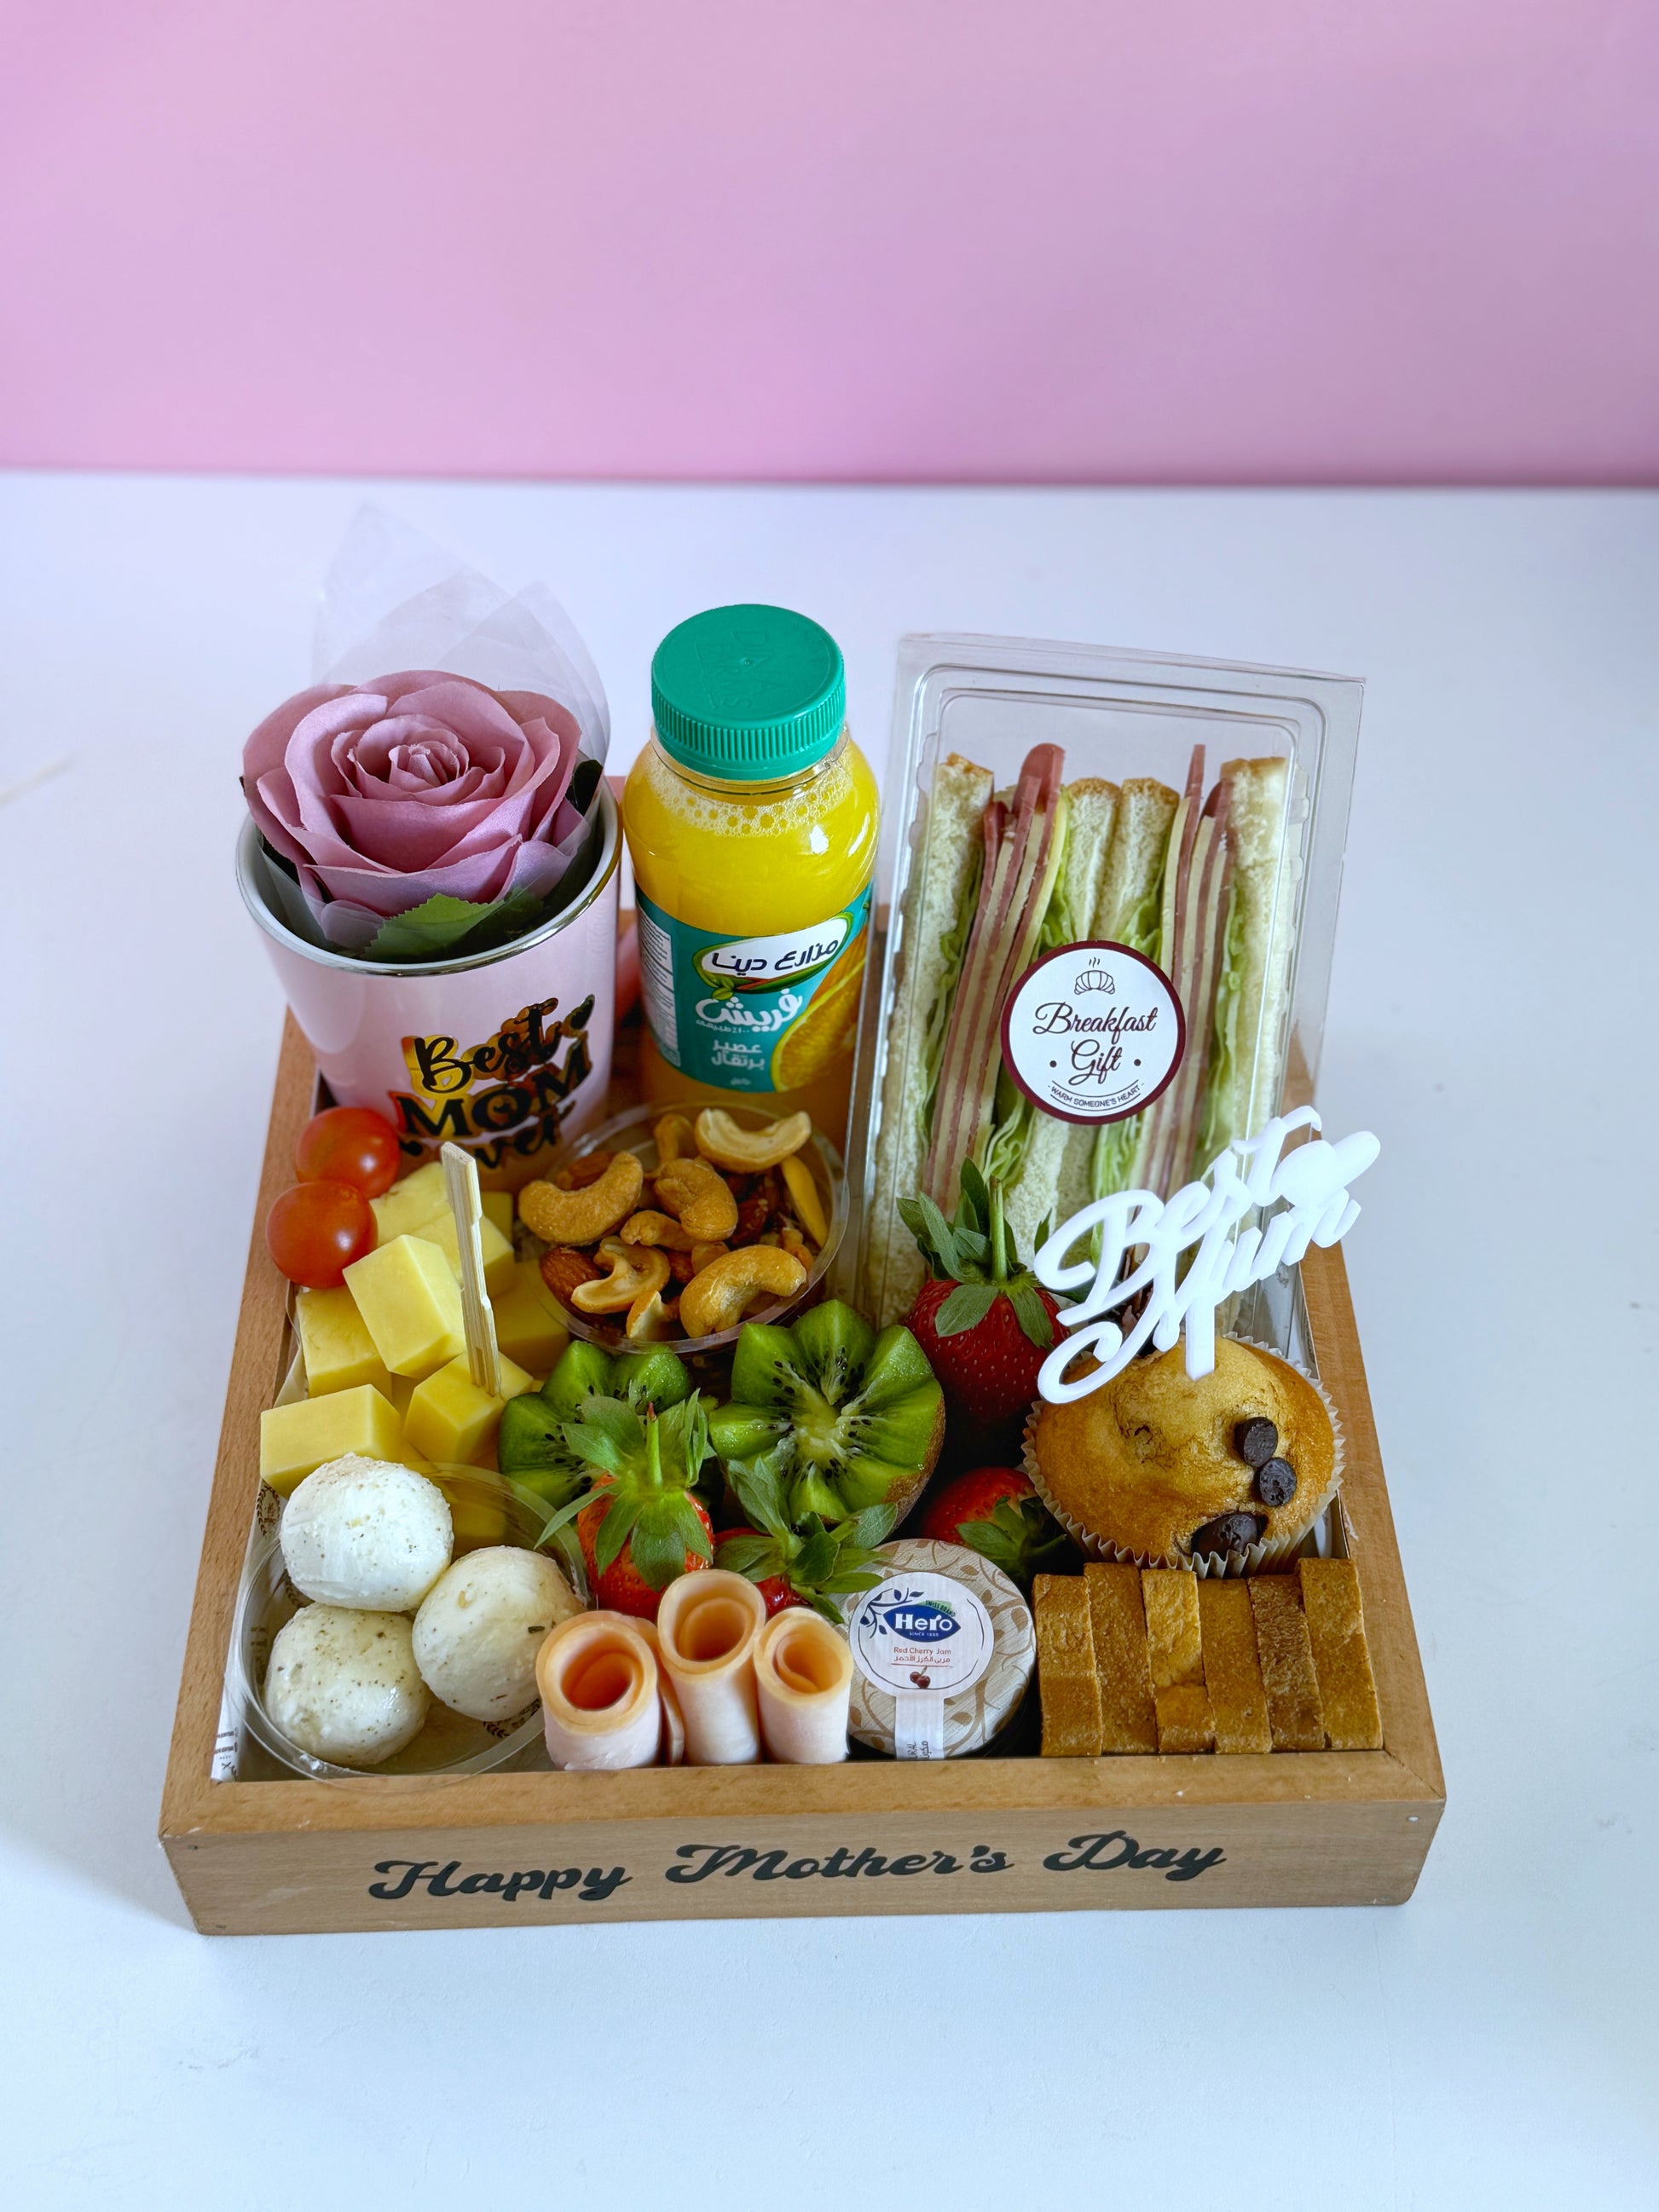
[[650, 604, 846, 780]]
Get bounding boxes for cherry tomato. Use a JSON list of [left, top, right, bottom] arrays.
[[266, 1180, 375, 1289], [295, 1106, 402, 1197]]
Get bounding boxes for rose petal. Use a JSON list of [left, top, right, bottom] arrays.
[[378, 676, 524, 748], [313, 840, 523, 913], [331, 788, 537, 871], [242, 682, 352, 861]]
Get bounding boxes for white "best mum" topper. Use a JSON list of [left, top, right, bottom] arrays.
[[1031, 1108, 1380, 1401]]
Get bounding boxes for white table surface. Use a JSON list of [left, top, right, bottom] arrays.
[[3, 474, 1655, 2209]]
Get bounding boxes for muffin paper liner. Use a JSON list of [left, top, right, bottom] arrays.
[[1022, 1335, 1345, 1580]]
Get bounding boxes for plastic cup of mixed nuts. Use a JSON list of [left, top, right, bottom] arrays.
[[515, 1100, 847, 1366]]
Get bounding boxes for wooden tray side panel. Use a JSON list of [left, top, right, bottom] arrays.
[[167, 1789, 1434, 1936], [161, 1017, 312, 1832], [1301, 1242, 1443, 1800]]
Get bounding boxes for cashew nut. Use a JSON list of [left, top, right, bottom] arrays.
[[620, 1209, 696, 1252], [569, 1237, 670, 1315], [694, 1107, 812, 1174], [689, 1240, 730, 1273], [653, 1155, 739, 1242], [679, 1245, 807, 1337], [519, 1152, 644, 1245], [779, 1153, 829, 1246], [626, 1287, 679, 1341], [652, 1112, 696, 1164], [778, 1223, 814, 1267]]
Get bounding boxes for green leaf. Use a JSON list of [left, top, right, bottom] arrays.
[[934, 1281, 999, 1336], [658, 1395, 712, 1487], [592, 1493, 642, 1574], [628, 1497, 713, 1590], [792, 1527, 837, 1586], [728, 1452, 795, 1539], [625, 1513, 685, 1591], [958, 1158, 991, 1233], [1009, 1279, 1055, 1350], [561, 1396, 643, 1477], [531, 1488, 594, 1546], [366, 887, 546, 964], [846, 1504, 897, 1550], [956, 1497, 1080, 1590], [951, 1227, 991, 1271], [714, 1533, 780, 1580], [816, 1565, 886, 1596], [912, 1194, 964, 1279]]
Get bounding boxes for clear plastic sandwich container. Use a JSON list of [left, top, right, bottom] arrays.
[[836, 633, 1362, 1366]]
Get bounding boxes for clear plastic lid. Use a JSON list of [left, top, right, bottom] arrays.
[[841, 633, 1362, 1328]]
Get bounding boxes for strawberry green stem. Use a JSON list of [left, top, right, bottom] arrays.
[[989, 1176, 1009, 1286], [645, 1408, 663, 1491]]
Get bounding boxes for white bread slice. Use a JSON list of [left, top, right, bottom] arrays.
[[1049, 777, 1180, 1221], [1093, 777, 1179, 944], [1193, 755, 1299, 1178], [1001, 778, 1119, 1259], [866, 754, 995, 1326]]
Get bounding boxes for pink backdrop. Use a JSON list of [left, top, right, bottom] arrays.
[[5, 0, 1656, 482]]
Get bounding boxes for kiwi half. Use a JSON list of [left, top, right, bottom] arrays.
[[708, 1300, 945, 1525], [500, 1341, 693, 1507]]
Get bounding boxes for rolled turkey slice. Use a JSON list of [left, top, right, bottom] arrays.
[[535, 1613, 662, 1770], [656, 1570, 766, 1766], [754, 1609, 854, 1764], [619, 1614, 686, 1765]]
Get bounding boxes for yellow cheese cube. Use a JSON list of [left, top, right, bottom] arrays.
[[344, 1234, 466, 1378], [492, 1279, 569, 1376], [482, 1189, 514, 1241], [402, 1353, 535, 1466], [296, 1286, 394, 1398], [258, 1385, 403, 1496], [369, 1160, 449, 1244], [432, 1467, 512, 1553], [420, 1208, 517, 1299]]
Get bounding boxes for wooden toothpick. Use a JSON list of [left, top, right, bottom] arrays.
[[441, 1141, 503, 1398]]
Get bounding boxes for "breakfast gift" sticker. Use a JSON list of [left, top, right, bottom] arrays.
[[1000, 940, 1185, 1125]]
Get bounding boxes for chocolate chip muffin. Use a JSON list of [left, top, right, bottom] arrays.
[[1025, 1338, 1337, 1568]]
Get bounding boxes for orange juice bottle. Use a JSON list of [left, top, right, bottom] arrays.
[[624, 605, 879, 1146]]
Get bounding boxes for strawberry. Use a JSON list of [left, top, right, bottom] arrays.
[[916, 1464, 1079, 1590], [536, 1394, 714, 1621], [899, 1164, 1061, 1450], [711, 1525, 796, 1616], [714, 1456, 896, 1623]]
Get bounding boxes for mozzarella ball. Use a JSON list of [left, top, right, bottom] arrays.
[[264, 1604, 430, 1767], [280, 1454, 453, 1612], [413, 1548, 582, 1723]]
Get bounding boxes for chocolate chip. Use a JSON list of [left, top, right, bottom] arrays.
[[1190, 1511, 1265, 1556], [1255, 1458, 1297, 1508], [1234, 1418, 1278, 1466]]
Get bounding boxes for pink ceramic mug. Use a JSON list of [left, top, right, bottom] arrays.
[[237, 786, 621, 1188]]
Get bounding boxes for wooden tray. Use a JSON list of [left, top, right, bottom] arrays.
[[160, 1016, 1442, 1934]]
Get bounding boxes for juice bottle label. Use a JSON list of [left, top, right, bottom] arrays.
[[635, 884, 872, 1093]]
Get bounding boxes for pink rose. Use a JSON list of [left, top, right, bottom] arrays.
[[243, 669, 586, 949]]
